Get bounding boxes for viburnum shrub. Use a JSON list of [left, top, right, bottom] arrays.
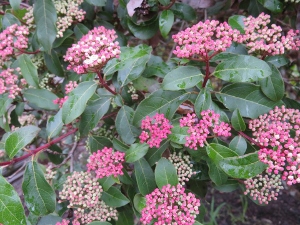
[[0, 1, 300, 225]]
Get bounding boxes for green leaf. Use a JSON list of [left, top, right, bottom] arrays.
[[116, 206, 134, 225], [2, 13, 20, 29], [74, 23, 89, 40], [0, 175, 26, 225], [62, 81, 97, 124], [79, 94, 111, 136], [133, 193, 146, 213], [88, 222, 112, 225], [23, 89, 59, 111], [264, 55, 289, 68], [86, 0, 106, 6], [22, 161, 56, 216], [116, 106, 140, 144], [46, 109, 63, 139], [17, 54, 39, 88], [169, 123, 188, 145], [213, 55, 272, 82], [53, 29, 73, 48], [104, 45, 152, 86], [170, 3, 196, 21], [187, 179, 207, 198], [231, 109, 246, 131], [155, 158, 178, 189], [228, 15, 245, 33], [229, 136, 247, 156], [33, 0, 57, 52], [43, 50, 64, 77], [143, 55, 175, 78], [145, 140, 169, 166], [207, 158, 228, 186], [259, 63, 284, 101], [98, 176, 116, 191], [134, 158, 156, 196], [162, 66, 203, 90], [9, 0, 21, 11], [88, 135, 112, 153], [257, 0, 283, 13], [101, 186, 130, 207], [0, 94, 13, 117], [206, 143, 238, 164], [159, 10, 174, 38], [216, 83, 283, 119], [113, 138, 129, 152], [158, 0, 170, 5], [219, 152, 268, 179], [133, 89, 190, 126], [213, 179, 239, 192], [5, 125, 40, 158], [37, 215, 61, 225], [125, 143, 149, 163], [127, 16, 159, 40]]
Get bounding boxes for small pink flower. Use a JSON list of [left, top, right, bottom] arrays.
[[55, 219, 70, 225], [0, 68, 25, 99]]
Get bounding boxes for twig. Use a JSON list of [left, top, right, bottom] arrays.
[[96, 71, 117, 95]]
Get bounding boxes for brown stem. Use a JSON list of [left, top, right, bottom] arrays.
[[237, 130, 264, 149], [202, 53, 211, 88], [0, 128, 78, 167], [96, 71, 117, 95], [17, 48, 40, 55], [159, 0, 176, 10]]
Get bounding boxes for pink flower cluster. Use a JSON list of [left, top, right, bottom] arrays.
[[242, 13, 300, 56], [172, 20, 241, 59], [0, 68, 26, 99], [139, 113, 173, 148], [140, 184, 200, 225], [244, 172, 284, 204], [55, 219, 69, 225], [64, 26, 120, 74], [180, 110, 231, 150], [0, 24, 29, 67], [87, 147, 125, 178], [249, 106, 300, 185], [53, 81, 78, 108]]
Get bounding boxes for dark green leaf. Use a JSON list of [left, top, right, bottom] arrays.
[[264, 55, 289, 68], [0, 175, 26, 225], [259, 63, 284, 101], [37, 215, 64, 225], [17, 54, 39, 88], [62, 81, 97, 124], [125, 143, 149, 163], [257, 0, 283, 13], [214, 179, 239, 192], [145, 140, 169, 166], [9, 0, 21, 11], [33, 0, 57, 52], [216, 83, 283, 118], [283, 97, 300, 110], [158, 0, 170, 5], [143, 55, 175, 78], [86, 0, 106, 6], [219, 152, 268, 179], [134, 158, 156, 196], [169, 123, 188, 145], [206, 143, 238, 164], [162, 66, 203, 90], [133, 89, 190, 126], [5, 125, 40, 158], [43, 50, 64, 77], [207, 158, 228, 186], [46, 109, 63, 139], [2, 13, 20, 29], [23, 89, 59, 111], [228, 15, 245, 33], [101, 186, 130, 207], [187, 179, 207, 198], [133, 193, 146, 213], [229, 135, 247, 156], [213, 55, 272, 82], [127, 16, 159, 40], [155, 158, 178, 189], [113, 138, 129, 152], [159, 10, 174, 38], [88, 222, 112, 225], [22, 161, 56, 216], [0, 94, 13, 117], [119, 169, 133, 185], [99, 176, 116, 191], [116, 106, 140, 144], [53, 29, 73, 48], [231, 109, 246, 131], [116, 206, 135, 225], [171, 3, 196, 21], [47, 144, 64, 164], [88, 135, 112, 153], [74, 23, 89, 40]]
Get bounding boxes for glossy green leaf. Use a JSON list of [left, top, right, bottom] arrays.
[[133, 193, 146, 213], [113, 138, 130, 152], [133, 89, 190, 126], [17, 54, 39, 88], [116, 206, 135, 225], [229, 135, 247, 156], [125, 143, 149, 163], [37, 215, 61, 225], [74, 23, 89, 40], [9, 0, 21, 11], [88, 135, 112, 153], [214, 55, 272, 82], [170, 3, 196, 21], [264, 55, 289, 68], [169, 123, 188, 145], [259, 63, 284, 101], [219, 152, 268, 179], [44, 50, 64, 77], [145, 140, 169, 166], [134, 158, 156, 196], [228, 15, 245, 33], [216, 83, 283, 118], [53, 29, 73, 48], [162, 66, 203, 90], [33, 0, 57, 52], [155, 158, 178, 189], [22, 161, 56, 216], [101, 186, 130, 207], [79, 94, 111, 136], [119, 169, 133, 185], [86, 0, 106, 6], [257, 0, 283, 13], [99, 176, 116, 191], [62, 81, 97, 124], [116, 106, 140, 144], [206, 143, 238, 164], [207, 158, 228, 186], [127, 16, 159, 40], [5, 125, 40, 158], [46, 109, 63, 139], [0, 94, 13, 117], [158, 0, 170, 5], [2, 13, 20, 29], [104, 45, 152, 85], [187, 179, 207, 198], [143, 55, 175, 78], [0, 175, 26, 225], [231, 109, 246, 131], [23, 89, 59, 111], [214, 179, 239, 192], [159, 10, 174, 38]]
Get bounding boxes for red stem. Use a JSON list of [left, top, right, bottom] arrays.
[[0, 128, 78, 167], [159, 0, 176, 10], [96, 71, 117, 95], [202, 55, 210, 88], [17, 49, 40, 55], [237, 130, 264, 149]]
